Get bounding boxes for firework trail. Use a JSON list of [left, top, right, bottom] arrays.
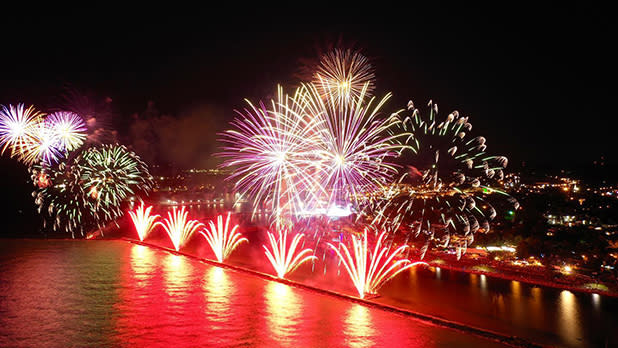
[[129, 203, 160, 241], [367, 100, 517, 259], [328, 229, 426, 299], [199, 212, 247, 262], [263, 228, 316, 278], [314, 48, 375, 103]]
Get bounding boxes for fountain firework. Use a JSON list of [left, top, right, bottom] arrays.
[[328, 229, 426, 299], [158, 206, 204, 251], [263, 228, 316, 278], [200, 213, 247, 262], [129, 203, 160, 241]]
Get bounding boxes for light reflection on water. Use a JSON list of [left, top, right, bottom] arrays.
[[558, 290, 582, 346], [264, 282, 303, 346], [2, 240, 616, 348], [344, 304, 375, 348]]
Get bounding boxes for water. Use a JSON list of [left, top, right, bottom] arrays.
[[0, 240, 503, 348]]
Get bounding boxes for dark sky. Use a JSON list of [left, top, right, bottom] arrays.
[[0, 5, 614, 170]]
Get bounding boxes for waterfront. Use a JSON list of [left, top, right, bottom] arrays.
[[1, 239, 617, 347], [0, 239, 506, 347]]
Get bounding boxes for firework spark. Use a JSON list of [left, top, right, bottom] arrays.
[[129, 203, 160, 241], [0, 104, 44, 159], [328, 229, 426, 299], [314, 49, 375, 103], [263, 228, 316, 278], [158, 206, 203, 251], [199, 212, 247, 262]]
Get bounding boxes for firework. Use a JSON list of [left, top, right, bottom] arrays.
[[30, 161, 87, 238], [263, 228, 316, 278], [302, 82, 409, 208], [219, 85, 323, 223], [45, 111, 87, 152], [199, 212, 247, 262], [31, 144, 154, 237], [158, 206, 204, 251], [328, 229, 426, 299], [18, 123, 62, 165], [129, 203, 160, 241], [0, 104, 44, 159], [314, 49, 375, 103], [367, 100, 517, 259], [78, 144, 154, 219]]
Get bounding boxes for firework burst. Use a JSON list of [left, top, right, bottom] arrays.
[[368, 100, 517, 259], [129, 203, 160, 241], [263, 228, 316, 278], [30, 144, 154, 237], [45, 111, 87, 152], [199, 212, 247, 262], [158, 206, 204, 251], [0, 104, 44, 160], [302, 82, 409, 208], [219, 86, 323, 223], [328, 229, 426, 299], [78, 144, 154, 219], [314, 49, 375, 103]]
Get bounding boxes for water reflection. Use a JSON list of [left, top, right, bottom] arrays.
[[204, 267, 233, 322], [130, 244, 156, 286], [265, 282, 302, 346], [344, 304, 375, 348], [558, 290, 582, 346], [163, 254, 193, 300]]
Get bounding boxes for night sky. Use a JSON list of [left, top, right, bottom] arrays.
[[0, 6, 614, 227]]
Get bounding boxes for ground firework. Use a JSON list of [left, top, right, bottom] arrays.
[[199, 213, 247, 262], [328, 229, 426, 299], [129, 203, 160, 241], [263, 228, 316, 278], [158, 206, 204, 251]]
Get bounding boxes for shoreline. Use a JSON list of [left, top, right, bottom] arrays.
[[123, 237, 543, 348], [426, 261, 618, 299]]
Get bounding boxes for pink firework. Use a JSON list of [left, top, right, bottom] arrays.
[[45, 111, 87, 152], [302, 83, 409, 207], [219, 86, 324, 223]]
